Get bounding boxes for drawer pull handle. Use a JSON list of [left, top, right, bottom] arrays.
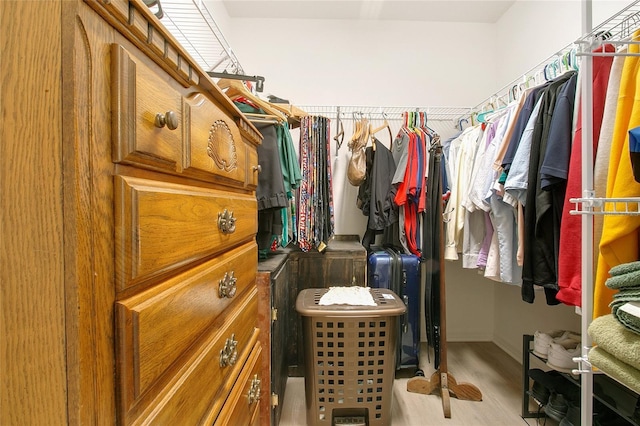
[[253, 164, 262, 173], [218, 271, 237, 298], [219, 334, 238, 367], [217, 209, 236, 234], [154, 110, 178, 130], [247, 374, 261, 405]]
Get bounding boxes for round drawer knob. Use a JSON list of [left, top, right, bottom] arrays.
[[154, 110, 178, 130], [253, 165, 262, 173]]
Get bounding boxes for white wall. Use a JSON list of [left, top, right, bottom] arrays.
[[225, 18, 496, 107], [201, 0, 635, 362]]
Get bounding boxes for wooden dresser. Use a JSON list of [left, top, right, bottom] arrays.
[[1, 1, 264, 424]]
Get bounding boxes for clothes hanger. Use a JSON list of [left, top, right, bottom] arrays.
[[350, 111, 363, 145], [369, 111, 393, 148], [457, 117, 469, 131], [269, 102, 308, 123], [419, 111, 437, 139], [361, 115, 371, 147], [509, 84, 519, 103], [333, 107, 345, 152], [217, 78, 287, 122], [475, 100, 496, 123]]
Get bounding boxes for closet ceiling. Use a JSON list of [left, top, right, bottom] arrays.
[[220, 0, 516, 23]]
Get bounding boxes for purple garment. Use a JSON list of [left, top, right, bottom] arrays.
[[477, 211, 494, 268]]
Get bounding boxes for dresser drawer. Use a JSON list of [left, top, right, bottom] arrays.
[[213, 342, 263, 426], [116, 242, 257, 409], [115, 175, 257, 291], [126, 288, 259, 425], [112, 43, 183, 173], [184, 93, 249, 186]]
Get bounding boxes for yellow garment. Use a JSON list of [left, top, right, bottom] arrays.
[[595, 29, 640, 318]]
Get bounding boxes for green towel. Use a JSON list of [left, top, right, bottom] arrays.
[[588, 314, 640, 370], [588, 346, 640, 394], [611, 288, 640, 304], [613, 302, 640, 336], [610, 289, 640, 317], [605, 270, 640, 289], [617, 308, 640, 336], [609, 260, 640, 276]]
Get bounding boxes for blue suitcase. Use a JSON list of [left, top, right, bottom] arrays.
[[368, 248, 421, 370]]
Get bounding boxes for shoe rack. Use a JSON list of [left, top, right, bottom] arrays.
[[522, 334, 639, 424]]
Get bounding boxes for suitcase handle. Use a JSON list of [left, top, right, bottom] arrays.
[[402, 294, 409, 334]]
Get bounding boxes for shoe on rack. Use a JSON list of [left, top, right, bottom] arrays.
[[545, 391, 569, 422], [528, 368, 559, 404], [547, 340, 581, 373], [531, 378, 551, 405], [559, 400, 580, 426], [533, 330, 581, 359]]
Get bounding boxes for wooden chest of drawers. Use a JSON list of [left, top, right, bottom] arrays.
[[1, 1, 264, 424], [257, 249, 293, 426]]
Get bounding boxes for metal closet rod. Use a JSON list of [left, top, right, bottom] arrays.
[[297, 105, 473, 121]]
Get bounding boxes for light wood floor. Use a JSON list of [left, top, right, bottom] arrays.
[[278, 342, 560, 426]]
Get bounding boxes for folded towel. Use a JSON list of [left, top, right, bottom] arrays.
[[318, 286, 377, 306], [610, 289, 640, 319], [588, 314, 640, 370], [614, 288, 640, 298], [617, 302, 640, 335], [588, 346, 640, 394], [620, 301, 640, 318], [605, 270, 640, 289], [609, 260, 640, 276]]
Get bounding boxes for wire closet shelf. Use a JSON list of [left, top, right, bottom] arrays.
[[575, 0, 640, 55], [297, 105, 473, 123], [159, 0, 244, 74]]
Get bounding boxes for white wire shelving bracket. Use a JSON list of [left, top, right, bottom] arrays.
[[570, 196, 640, 216]]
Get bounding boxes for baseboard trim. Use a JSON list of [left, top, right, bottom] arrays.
[[492, 334, 521, 363], [445, 332, 493, 342]]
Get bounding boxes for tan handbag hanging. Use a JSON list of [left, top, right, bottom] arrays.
[[347, 117, 369, 186]]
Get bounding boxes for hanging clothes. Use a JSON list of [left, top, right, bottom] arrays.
[[276, 122, 303, 247], [595, 29, 640, 318], [423, 138, 443, 367], [444, 125, 483, 260], [255, 123, 289, 256], [392, 112, 432, 257], [297, 116, 335, 252], [520, 70, 576, 304], [359, 139, 398, 253], [556, 44, 616, 307]]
